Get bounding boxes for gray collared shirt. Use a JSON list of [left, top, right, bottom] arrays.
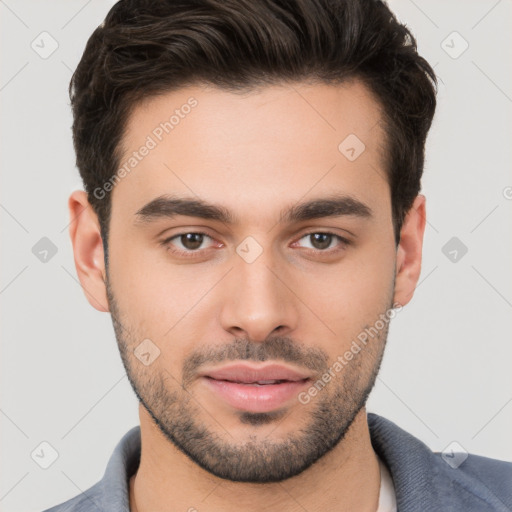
[[41, 413, 512, 512]]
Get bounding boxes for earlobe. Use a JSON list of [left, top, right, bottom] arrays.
[[68, 190, 110, 312], [392, 194, 427, 307]]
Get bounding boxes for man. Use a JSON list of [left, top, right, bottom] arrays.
[[44, 0, 512, 511]]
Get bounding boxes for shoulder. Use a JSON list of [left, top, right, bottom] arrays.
[[40, 481, 103, 512], [39, 426, 140, 512], [368, 412, 512, 511], [433, 451, 512, 507]]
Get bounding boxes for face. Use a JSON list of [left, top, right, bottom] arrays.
[[74, 80, 421, 483]]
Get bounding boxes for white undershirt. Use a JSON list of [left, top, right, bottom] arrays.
[[376, 456, 397, 512]]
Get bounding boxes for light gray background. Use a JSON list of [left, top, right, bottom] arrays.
[[1, 1, 511, 511]]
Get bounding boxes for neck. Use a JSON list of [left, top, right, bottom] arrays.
[[130, 405, 381, 512]]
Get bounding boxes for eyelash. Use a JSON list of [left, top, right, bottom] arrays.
[[160, 231, 351, 259]]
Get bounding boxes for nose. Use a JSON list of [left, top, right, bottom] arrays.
[[219, 246, 299, 343]]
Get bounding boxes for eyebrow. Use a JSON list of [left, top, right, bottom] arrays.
[[134, 193, 373, 226]]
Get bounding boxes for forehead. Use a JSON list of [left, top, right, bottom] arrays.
[[112, 80, 389, 226]]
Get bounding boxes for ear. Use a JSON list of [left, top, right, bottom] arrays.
[[68, 190, 109, 312], [393, 194, 427, 307]]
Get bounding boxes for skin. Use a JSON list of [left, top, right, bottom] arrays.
[[68, 80, 426, 512]]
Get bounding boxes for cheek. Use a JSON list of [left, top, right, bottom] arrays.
[[108, 224, 395, 346], [301, 244, 395, 334], [109, 242, 220, 341]]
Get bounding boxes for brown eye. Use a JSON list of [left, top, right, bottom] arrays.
[[309, 233, 333, 250], [296, 232, 349, 252], [179, 233, 205, 251], [161, 231, 216, 257]]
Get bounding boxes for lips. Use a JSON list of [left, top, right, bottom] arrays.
[[200, 362, 311, 384], [199, 363, 312, 412]]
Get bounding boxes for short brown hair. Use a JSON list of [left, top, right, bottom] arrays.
[[69, 0, 437, 257]]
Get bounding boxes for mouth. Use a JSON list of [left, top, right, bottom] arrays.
[[200, 362, 312, 383], [204, 378, 304, 385], [199, 363, 312, 413]]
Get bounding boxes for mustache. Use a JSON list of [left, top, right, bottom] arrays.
[[182, 336, 329, 387]]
